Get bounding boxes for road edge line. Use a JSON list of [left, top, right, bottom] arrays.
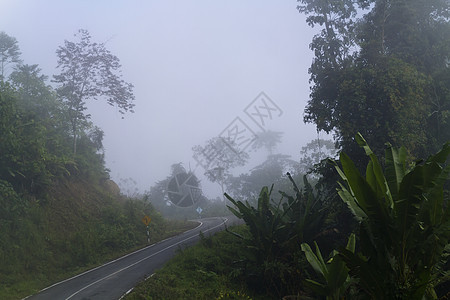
[[22, 220, 203, 299]]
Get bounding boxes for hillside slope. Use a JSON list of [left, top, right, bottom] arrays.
[[0, 177, 194, 300]]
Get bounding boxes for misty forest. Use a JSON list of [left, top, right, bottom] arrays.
[[1, 0, 449, 299]]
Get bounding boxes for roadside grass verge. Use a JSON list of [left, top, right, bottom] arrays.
[[125, 225, 271, 300], [0, 218, 197, 300]]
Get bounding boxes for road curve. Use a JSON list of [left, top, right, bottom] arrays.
[[25, 217, 235, 300]]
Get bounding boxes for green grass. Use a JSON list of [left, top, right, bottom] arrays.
[[0, 219, 197, 300], [125, 225, 272, 300], [0, 177, 199, 300]]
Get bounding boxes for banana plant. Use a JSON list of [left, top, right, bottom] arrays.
[[225, 173, 326, 296], [335, 133, 450, 299], [225, 184, 288, 263], [225, 173, 324, 263], [301, 233, 356, 300]]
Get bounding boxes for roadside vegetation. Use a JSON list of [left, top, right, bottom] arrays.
[[127, 136, 449, 299], [0, 32, 196, 299], [1, 0, 449, 299], [0, 183, 196, 300], [126, 225, 269, 300]]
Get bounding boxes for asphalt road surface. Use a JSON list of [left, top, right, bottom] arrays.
[[25, 216, 237, 300]]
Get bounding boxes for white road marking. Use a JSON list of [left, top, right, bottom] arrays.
[[118, 273, 155, 300], [65, 218, 227, 299], [23, 220, 204, 300]]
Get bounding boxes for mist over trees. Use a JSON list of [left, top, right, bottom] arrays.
[[225, 153, 302, 201], [250, 130, 284, 156], [0, 31, 21, 80], [0, 30, 167, 299], [145, 163, 232, 219], [0, 0, 449, 297], [299, 138, 337, 175], [161, 1, 448, 298], [0, 30, 135, 195], [53, 29, 135, 154], [192, 137, 250, 197]]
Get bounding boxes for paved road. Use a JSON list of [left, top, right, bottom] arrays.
[[26, 217, 236, 300]]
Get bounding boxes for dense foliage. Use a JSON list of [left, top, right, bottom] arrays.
[[335, 134, 450, 299], [145, 163, 232, 220], [225, 174, 327, 297], [0, 30, 111, 197], [298, 0, 450, 165], [225, 154, 302, 202], [125, 226, 268, 300], [53, 29, 135, 154], [1, 0, 450, 297], [0, 31, 194, 299]]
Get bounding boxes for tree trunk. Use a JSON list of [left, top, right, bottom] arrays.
[[71, 117, 77, 155]]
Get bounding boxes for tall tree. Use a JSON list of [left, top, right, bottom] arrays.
[[10, 64, 57, 118], [10, 64, 49, 98], [250, 130, 284, 156], [299, 137, 337, 176], [298, 0, 450, 164], [9, 64, 73, 164], [53, 29, 135, 154], [0, 84, 67, 194], [0, 31, 21, 81], [192, 137, 249, 196], [225, 154, 300, 201], [297, 0, 368, 68]]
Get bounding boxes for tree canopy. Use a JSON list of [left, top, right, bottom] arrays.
[[250, 130, 284, 156], [53, 29, 135, 154], [0, 32, 117, 196], [192, 137, 249, 196], [298, 0, 450, 164], [0, 31, 21, 80]]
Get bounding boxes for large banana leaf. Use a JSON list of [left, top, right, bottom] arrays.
[[335, 134, 450, 299], [225, 174, 328, 295], [356, 133, 394, 208], [336, 149, 395, 251], [384, 143, 407, 202], [396, 163, 425, 242], [421, 142, 450, 225], [301, 234, 356, 300]]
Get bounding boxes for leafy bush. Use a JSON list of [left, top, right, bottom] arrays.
[[225, 174, 326, 297], [301, 234, 355, 300], [125, 226, 267, 300], [335, 133, 450, 299]]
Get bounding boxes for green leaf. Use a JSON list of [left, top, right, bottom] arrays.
[[334, 135, 450, 299], [303, 279, 328, 296], [355, 133, 373, 156], [385, 144, 407, 202], [428, 142, 450, 164], [327, 255, 348, 295], [226, 205, 242, 219], [337, 182, 367, 221], [396, 165, 424, 235], [357, 132, 393, 208], [314, 242, 328, 277], [339, 151, 373, 214], [422, 163, 448, 225], [346, 233, 356, 253], [301, 242, 327, 278], [339, 248, 382, 298], [427, 164, 450, 225], [366, 161, 381, 199]]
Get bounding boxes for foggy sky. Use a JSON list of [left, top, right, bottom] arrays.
[[0, 1, 322, 198]]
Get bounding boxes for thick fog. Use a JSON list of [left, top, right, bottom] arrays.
[[0, 1, 322, 197]]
